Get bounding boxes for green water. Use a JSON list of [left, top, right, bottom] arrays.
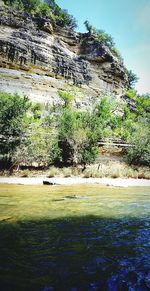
[[0, 184, 150, 290]]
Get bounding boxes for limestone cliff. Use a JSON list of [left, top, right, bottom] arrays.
[[0, 6, 128, 107]]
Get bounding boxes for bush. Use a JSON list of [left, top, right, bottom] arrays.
[[47, 166, 60, 177], [20, 170, 30, 177], [82, 168, 93, 178], [61, 167, 72, 177]]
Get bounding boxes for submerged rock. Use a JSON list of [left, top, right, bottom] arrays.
[[43, 181, 57, 185]]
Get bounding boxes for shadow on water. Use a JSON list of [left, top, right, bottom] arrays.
[[0, 215, 150, 291]]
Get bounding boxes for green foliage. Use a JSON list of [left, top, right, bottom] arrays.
[[4, 0, 40, 12], [57, 107, 99, 165], [84, 20, 114, 48], [84, 20, 124, 62], [37, 1, 51, 16], [55, 9, 77, 29], [111, 47, 124, 62], [126, 69, 139, 89], [136, 94, 150, 117], [96, 29, 115, 48], [55, 97, 118, 166], [4, 0, 28, 12], [84, 20, 95, 34], [30, 103, 43, 120], [124, 118, 150, 166], [14, 123, 60, 166], [1, 89, 149, 168], [58, 90, 74, 107], [0, 92, 30, 156], [4, 0, 77, 29], [125, 89, 137, 100], [21, 0, 41, 12]]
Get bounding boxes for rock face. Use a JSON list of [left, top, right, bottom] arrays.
[[0, 6, 127, 107]]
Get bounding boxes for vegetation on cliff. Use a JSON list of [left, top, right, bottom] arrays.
[[84, 20, 138, 88], [3, 0, 77, 29]]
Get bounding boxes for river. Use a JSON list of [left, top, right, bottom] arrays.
[[0, 184, 150, 290]]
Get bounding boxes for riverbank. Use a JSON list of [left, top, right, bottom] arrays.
[[0, 177, 150, 187]]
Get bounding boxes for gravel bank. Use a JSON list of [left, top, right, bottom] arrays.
[[0, 177, 150, 187]]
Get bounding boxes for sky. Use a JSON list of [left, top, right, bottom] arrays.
[[56, 0, 150, 94]]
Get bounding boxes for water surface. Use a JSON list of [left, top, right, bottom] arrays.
[[0, 184, 150, 290]]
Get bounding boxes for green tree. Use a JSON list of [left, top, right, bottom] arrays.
[[57, 107, 99, 166], [126, 70, 139, 89], [124, 118, 150, 166], [21, 0, 41, 12], [37, 1, 51, 16], [14, 123, 60, 167], [96, 29, 115, 48], [3, 0, 24, 10], [136, 94, 150, 118], [0, 92, 30, 157], [84, 20, 95, 34], [111, 47, 123, 62]]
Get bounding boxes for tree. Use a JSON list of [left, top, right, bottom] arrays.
[[3, 0, 24, 10], [13, 123, 60, 167], [111, 47, 124, 62], [96, 29, 115, 48], [54, 8, 77, 29], [37, 1, 51, 16], [84, 20, 95, 34], [84, 20, 115, 49], [0, 92, 30, 157], [124, 118, 150, 166], [126, 70, 139, 89], [136, 93, 150, 117]]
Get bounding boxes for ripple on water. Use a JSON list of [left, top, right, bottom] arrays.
[[0, 184, 150, 290]]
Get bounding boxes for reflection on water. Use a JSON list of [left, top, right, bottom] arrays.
[[0, 184, 150, 290]]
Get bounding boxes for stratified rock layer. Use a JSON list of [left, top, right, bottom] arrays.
[[0, 6, 127, 107]]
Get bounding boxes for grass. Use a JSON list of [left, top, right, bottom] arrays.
[[0, 73, 20, 79], [47, 166, 60, 178], [20, 170, 30, 177], [61, 167, 72, 177], [82, 162, 150, 179], [0, 162, 149, 179]]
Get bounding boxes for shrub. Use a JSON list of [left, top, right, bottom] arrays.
[[125, 168, 138, 179], [47, 166, 60, 177], [20, 170, 30, 177], [61, 167, 72, 177], [82, 169, 93, 178]]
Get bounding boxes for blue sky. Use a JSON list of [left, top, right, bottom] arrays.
[[57, 0, 150, 94]]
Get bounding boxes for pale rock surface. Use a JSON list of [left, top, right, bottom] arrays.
[[0, 6, 128, 107]]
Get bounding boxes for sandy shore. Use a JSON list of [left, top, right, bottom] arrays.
[[0, 177, 150, 187]]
